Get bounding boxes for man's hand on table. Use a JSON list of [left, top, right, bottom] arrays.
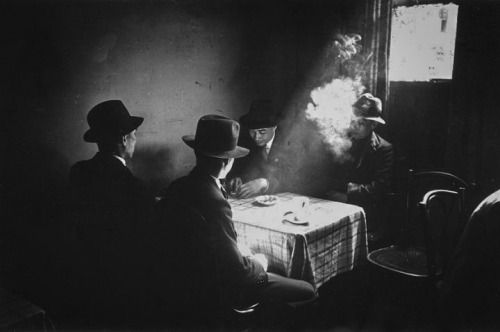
[[252, 253, 268, 271], [227, 177, 243, 196], [237, 178, 269, 198]]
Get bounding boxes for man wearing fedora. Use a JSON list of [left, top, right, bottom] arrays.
[[70, 99, 147, 205], [326, 93, 394, 242], [68, 100, 154, 326], [159, 115, 316, 325], [227, 99, 288, 198]]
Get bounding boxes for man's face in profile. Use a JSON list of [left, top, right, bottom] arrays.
[[219, 158, 234, 179], [124, 130, 137, 158], [248, 127, 277, 147]]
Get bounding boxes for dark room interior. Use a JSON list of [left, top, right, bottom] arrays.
[[1, 0, 500, 330]]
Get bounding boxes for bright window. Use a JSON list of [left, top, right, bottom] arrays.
[[389, 3, 459, 81]]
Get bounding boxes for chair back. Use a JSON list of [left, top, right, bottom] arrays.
[[418, 189, 466, 279], [401, 170, 468, 248]]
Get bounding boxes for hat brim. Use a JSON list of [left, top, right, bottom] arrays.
[[182, 135, 249, 159], [364, 116, 386, 125], [240, 113, 278, 129], [83, 116, 144, 142]]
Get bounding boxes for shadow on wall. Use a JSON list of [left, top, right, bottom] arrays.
[[130, 144, 178, 196]]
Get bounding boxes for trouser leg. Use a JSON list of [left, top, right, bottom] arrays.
[[257, 272, 317, 306]]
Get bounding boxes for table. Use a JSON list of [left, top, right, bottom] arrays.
[[229, 192, 368, 289]]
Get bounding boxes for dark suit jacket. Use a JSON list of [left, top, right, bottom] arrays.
[[70, 152, 149, 208], [327, 132, 393, 231], [68, 152, 154, 323], [330, 132, 393, 205], [228, 130, 290, 194], [162, 166, 268, 305]]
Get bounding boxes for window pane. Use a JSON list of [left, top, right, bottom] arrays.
[[389, 3, 459, 82]]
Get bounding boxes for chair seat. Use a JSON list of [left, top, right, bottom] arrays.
[[367, 245, 429, 277]]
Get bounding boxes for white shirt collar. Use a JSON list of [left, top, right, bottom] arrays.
[[210, 175, 222, 190], [113, 155, 126, 166], [265, 133, 275, 153]]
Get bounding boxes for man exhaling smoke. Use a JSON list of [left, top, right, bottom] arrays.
[[325, 93, 394, 243]]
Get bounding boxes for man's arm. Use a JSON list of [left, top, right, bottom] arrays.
[[204, 192, 268, 287], [347, 142, 394, 202]]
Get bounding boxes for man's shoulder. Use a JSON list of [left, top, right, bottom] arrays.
[[70, 158, 92, 171], [483, 189, 500, 207], [70, 158, 94, 180], [472, 190, 500, 222], [164, 172, 228, 222], [71, 153, 119, 171], [167, 171, 218, 199], [70, 153, 138, 188], [372, 133, 393, 151]]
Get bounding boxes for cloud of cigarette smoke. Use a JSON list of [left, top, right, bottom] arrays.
[[305, 77, 364, 163], [304, 33, 366, 164]]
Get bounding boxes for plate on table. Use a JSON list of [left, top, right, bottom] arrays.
[[282, 211, 309, 225], [254, 195, 279, 206]]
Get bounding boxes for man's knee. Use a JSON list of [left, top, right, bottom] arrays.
[[266, 273, 317, 303], [293, 279, 317, 301]]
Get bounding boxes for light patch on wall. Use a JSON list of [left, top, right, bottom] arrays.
[[389, 3, 459, 81]]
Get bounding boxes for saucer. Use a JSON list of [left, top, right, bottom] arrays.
[[282, 211, 309, 225], [254, 195, 279, 206]]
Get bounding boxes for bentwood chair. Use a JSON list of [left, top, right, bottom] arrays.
[[366, 181, 468, 328], [368, 188, 466, 279], [368, 170, 468, 279]]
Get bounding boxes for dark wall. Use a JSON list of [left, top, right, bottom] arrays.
[[1, 0, 360, 196], [385, 81, 452, 174], [446, 1, 500, 198]]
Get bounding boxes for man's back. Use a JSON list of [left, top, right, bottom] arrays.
[[163, 167, 267, 295], [70, 152, 145, 205], [67, 152, 153, 325]]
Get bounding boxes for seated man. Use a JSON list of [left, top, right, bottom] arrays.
[[441, 189, 500, 330], [160, 115, 316, 320], [70, 100, 149, 206], [326, 93, 394, 239], [227, 99, 288, 198], [68, 100, 154, 325]]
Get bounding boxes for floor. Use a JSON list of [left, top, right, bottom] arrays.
[[312, 263, 441, 332], [4, 262, 444, 331]]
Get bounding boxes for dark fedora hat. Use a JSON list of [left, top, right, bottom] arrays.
[[182, 114, 249, 159], [240, 99, 279, 129], [84, 100, 144, 142], [352, 93, 385, 124]]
